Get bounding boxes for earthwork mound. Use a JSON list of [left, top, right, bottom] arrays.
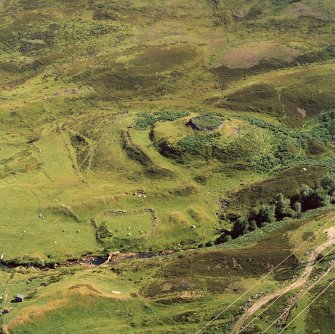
[[186, 113, 224, 131]]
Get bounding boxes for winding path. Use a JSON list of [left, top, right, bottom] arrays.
[[233, 227, 335, 333]]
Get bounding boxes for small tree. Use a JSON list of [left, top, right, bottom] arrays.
[[300, 186, 330, 211], [249, 220, 257, 232], [224, 234, 232, 242], [314, 187, 330, 207], [320, 175, 335, 195], [257, 205, 276, 226], [299, 184, 314, 200], [273, 193, 291, 220], [231, 217, 249, 238], [293, 202, 302, 217]]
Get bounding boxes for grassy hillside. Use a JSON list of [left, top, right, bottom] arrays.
[[1, 0, 335, 333]]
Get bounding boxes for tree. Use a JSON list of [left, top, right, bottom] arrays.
[[300, 186, 329, 211], [247, 209, 259, 223], [299, 184, 314, 200], [320, 175, 335, 195], [314, 187, 330, 207], [257, 205, 276, 226], [231, 217, 249, 238], [249, 220, 257, 232], [293, 202, 302, 217], [273, 193, 291, 220], [224, 234, 232, 242]]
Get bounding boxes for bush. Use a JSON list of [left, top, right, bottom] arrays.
[[97, 223, 113, 239], [134, 113, 157, 129], [205, 240, 214, 247]]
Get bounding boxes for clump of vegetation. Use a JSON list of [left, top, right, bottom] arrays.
[[70, 134, 90, 171], [219, 175, 335, 242], [135, 110, 189, 130], [176, 132, 221, 158], [93, 8, 119, 21], [97, 223, 113, 240], [293, 184, 330, 212], [309, 110, 335, 143]]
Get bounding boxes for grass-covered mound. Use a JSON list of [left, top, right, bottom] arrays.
[[152, 113, 272, 165], [150, 107, 335, 175]]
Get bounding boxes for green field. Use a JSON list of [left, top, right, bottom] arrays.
[[1, 0, 335, 333]]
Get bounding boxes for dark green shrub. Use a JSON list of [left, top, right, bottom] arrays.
[[97, 222, 113, 239], [205, 240, 214, 247], [134, 113, 157, 130]]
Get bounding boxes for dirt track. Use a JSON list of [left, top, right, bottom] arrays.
[[233, 227, 335, 333]]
